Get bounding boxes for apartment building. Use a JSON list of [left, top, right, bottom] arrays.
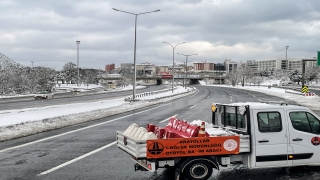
[[247, 58, 317, 73]]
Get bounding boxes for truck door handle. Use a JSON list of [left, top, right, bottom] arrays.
[[293, 138, 303, 141], [258, 140, 269, 143]]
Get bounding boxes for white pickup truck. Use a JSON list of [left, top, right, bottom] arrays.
[[116, 102, 320, 180]]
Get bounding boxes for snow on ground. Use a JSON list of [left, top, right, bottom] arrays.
[[57, 83, 145, 91], [1, 80, 320, 141], [0, 86, 196, 141], [0, 83, 139, 98], [199, 80, 320, 111], [58, 83, 103, 90]]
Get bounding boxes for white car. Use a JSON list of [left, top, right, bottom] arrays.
[[34, 91, 54, 100]]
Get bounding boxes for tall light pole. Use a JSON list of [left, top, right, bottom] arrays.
[[286, 46, 289, 72], [177, 53, 197, 89], [76, 41, 80, 86], [113, 8, 160, 101], [219, 65, 222, 85], [176, 60, 186, 86], [163, 42, 186, 92]]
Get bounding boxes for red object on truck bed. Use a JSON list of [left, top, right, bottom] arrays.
[[146, 117, 209, 139]]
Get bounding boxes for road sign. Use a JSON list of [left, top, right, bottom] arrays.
[[318, 51, 320, 66], [301, 86, 309, 93]]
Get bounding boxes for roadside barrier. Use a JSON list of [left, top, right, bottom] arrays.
[[304, 92, 315, 96], [124, 87, 196, 102]]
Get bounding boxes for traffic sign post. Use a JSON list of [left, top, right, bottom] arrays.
[[301, 86, 309, 93], [318, 51, 320, 66]]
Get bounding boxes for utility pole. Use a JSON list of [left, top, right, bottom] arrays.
[[76, 41, 81, 86], [301, 59, 317, 88]]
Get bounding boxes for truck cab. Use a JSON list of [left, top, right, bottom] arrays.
[[212, 102, 320, 169]]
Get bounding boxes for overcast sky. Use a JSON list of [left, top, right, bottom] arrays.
[[1, 0, 320, 70]]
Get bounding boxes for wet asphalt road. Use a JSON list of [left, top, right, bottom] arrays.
[[0, 85, 320, 180]]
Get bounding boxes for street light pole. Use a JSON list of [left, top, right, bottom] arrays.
[[113, 8, 160, 101], [176, 60, 185, 86], [220, 65, 221, 85], [76, 41, 80, 86], [177, 53, 197, 89], [163, 42, 186, 92], [286, 46, 289, 72]]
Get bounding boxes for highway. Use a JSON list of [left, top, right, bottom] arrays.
[[0, 85, 169, 111], [0, 86, 319, 180]]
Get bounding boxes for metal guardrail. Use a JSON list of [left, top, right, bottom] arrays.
[[124, 87, 197, 102]]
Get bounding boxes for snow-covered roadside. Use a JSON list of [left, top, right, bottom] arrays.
[[0, 84, 145, 99], [203, 83, 320, 111], [0, 86, 197, 141]]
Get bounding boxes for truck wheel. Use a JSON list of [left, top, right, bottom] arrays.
[[182, 159, 212, 180]]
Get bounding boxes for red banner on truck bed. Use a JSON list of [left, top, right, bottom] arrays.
[[146, 136, 240, 159]]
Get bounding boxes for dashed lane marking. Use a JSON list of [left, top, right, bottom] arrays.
[[159, 114, 178, 123]]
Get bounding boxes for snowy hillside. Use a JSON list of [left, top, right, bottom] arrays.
[[0, 53, 20, 69]]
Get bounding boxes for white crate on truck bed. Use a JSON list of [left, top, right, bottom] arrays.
[[117, 131, 148, 158]]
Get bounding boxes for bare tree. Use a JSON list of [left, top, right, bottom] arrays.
[[227, 68, 240, 86], [238, 62, 254, 86]]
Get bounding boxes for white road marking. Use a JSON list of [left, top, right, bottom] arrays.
[[38, 141, 116, 176], [159, 114, 178, 123], [190, 105, 196, 109], [0, 103, 170, 153]]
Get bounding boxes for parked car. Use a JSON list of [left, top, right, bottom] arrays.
[[34, 91, 54, 100], [281, 81, 293, 86], [70, 88, 81, 92]]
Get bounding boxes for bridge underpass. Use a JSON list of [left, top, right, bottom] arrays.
[[98, 75, 226, 86]]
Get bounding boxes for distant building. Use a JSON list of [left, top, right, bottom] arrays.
[[225, 61, 238, 74], [193, 61, 215, 72], [214, 63, 225, 71], [105, 64, 115, 72], [158, 65, 169, 74], [246, 57, 317, 73], [136, 62, 156, 75]]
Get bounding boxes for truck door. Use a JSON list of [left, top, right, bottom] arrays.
[[287, 110, 320, 165], [252, 109, 289, 167]]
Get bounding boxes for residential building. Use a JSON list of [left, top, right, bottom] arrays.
[[136, 62, 156, 75], [193, 61, 215, 72], [247, 58, 317, 73], [105, 64, 115, 72]]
